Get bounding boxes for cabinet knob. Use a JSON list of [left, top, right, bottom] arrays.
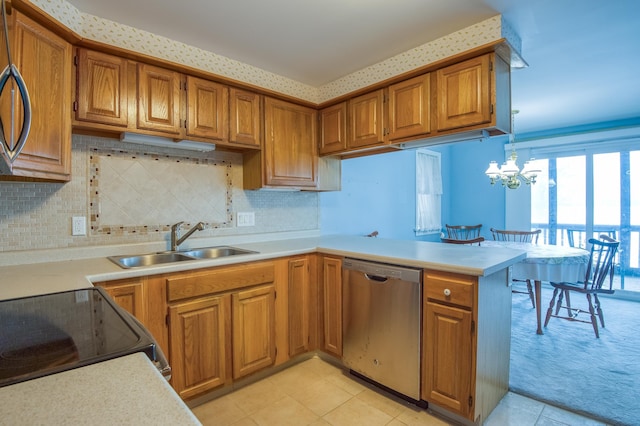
[[443, 288, 451, 297]]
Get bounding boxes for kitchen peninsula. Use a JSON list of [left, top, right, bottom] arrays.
[[0, 235, 525, 425]]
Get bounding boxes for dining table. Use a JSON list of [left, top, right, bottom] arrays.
[[481, 240, 591, 334]]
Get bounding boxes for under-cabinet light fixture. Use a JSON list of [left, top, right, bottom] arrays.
[[396, 130, 489, 149], [120, 133, 216, 152]]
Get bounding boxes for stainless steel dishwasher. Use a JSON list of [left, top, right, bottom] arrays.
[[342, 258, 422, 401]]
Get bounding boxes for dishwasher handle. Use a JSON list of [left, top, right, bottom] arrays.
[[364, 273, 389, 283], [343, 258, 422, 284]]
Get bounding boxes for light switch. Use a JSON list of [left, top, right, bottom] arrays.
[[237, 212, 255, 227]]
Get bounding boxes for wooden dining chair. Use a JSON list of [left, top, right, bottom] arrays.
[[441, 236, 485, 246], [544, 236, 619, 338], [490, 228, 541, 308], [490, 228, 541, 243], [445, 224, 482, 240]]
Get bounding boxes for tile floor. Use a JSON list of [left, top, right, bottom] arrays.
[[191, 356, 609, 426]]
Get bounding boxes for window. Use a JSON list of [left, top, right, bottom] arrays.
[[415, 149, 442, 236], [529, 142, 640, 292]]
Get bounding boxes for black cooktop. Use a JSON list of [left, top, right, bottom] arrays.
[[0, 287, 157, 387]]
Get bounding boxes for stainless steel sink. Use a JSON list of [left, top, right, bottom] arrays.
[[108, 246, 257, 268], [108, 252, 196, 269], [180, 246, 257, 259]]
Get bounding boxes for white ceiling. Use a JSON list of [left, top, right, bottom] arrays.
[[65, 0, 640, 135]]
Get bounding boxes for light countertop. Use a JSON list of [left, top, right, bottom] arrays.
[[0, 235, 526, 301], [0, 353, 200, 426]]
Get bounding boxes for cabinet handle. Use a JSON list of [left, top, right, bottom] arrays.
[[443, 288, 451, 296]]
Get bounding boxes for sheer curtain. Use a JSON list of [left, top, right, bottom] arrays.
[[415, 149, 442, 236]]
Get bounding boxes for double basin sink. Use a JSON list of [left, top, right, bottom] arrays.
[[108, 246, 257, 269]]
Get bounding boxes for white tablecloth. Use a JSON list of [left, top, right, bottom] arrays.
[[481, 241, 590, 283]]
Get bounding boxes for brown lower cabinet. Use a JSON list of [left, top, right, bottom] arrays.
[[97, 257, 310, 401], [423, 276, 474, 417], [169, 294, 231, 399], [97, 277, 146, 323], [319, 255, 342, 358], [231, 285, 276, 379], [422, 268, 511, 423], [167, 282, 277, 399], [98, 255, 510, 424], [288, 257, 311, 357]]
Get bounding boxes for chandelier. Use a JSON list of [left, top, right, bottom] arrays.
[[485, 110, 540, 189]]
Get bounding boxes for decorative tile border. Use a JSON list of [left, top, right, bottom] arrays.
[[89, 147, 233, 236]]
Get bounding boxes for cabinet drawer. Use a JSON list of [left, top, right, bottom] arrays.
[[167, 262, 275, 302], [424, 270, 475, 308]]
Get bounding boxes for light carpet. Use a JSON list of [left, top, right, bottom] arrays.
[[509, 285, 640, 426]]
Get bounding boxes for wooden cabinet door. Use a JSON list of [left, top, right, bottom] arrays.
[[75, 49, 128, 127], [186, 76, 228, 142], [288, 257, 310, 357], [229, 88, 261, 147], [348, 89, 386, 149], [137, 63, 182, 136], [388, 73, 431, 141], [263, 97, 317, 188], [232, 285, 276, 378], [436, 54, 491, 131], [322, 256, 342, 358], [319, 102, 347, 155], [423, 301, 473, 418], [0, 12, 72, 182], [98, 278, 146, 323], [169, 295, 230, 400]]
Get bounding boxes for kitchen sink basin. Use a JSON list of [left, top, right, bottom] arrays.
[[108, 252, 196, 269], [180, 246, 257, 259], [108, 246, 257, 269]]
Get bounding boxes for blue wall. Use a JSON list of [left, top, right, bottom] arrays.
[[319, 135, 509, 242], [447, 135, 508, 239]]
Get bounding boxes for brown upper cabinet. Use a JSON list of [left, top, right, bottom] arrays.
[[74, 48, 251, 150], [244, 97, 318, 189], [76, 50, 335, 190], [348, 89, 388, 149], [319, 52, 509, 157], [185, 76, 229, 141], [318, 102, 347, 155], [435, 52, 511, 135], [229, 88, 261, 148], [437, 54, 492, 131], [319, 76, 432, 156], [75, 49, 129, 127], [136, 63, 182, 136], [0, 11, 72, 182], [388, 73, 431, 141]]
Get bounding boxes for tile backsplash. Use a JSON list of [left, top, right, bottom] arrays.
[[89, 147, 233, 236], [0, 135, 319, 253]]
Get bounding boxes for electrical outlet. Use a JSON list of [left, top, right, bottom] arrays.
[[237, 212, 255, 227], [75, 289, 89, 303], [72, 216, 86, 236]]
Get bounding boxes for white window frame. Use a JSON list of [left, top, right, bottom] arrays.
[[415, 149, 442, 236], [506, 126, 640, 230]]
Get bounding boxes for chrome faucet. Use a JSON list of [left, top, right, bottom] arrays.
[[170, 221, 205, 251]]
